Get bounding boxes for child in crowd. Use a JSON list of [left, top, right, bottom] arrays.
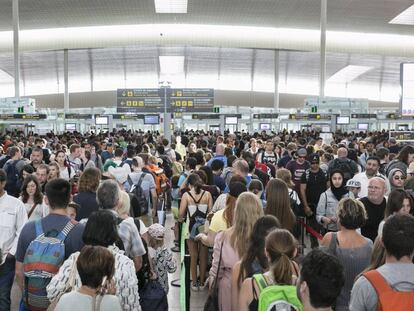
[[346, 179, 361, 199], [147, 224, 177, 295], [67, 202, 80, 220]]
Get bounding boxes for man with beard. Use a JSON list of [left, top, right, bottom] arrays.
[[286, 148, 310, 194], [360, 177, 387, 242], [352, 156, 390, 198]]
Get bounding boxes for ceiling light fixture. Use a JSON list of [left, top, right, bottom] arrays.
[[155, 0, 188, 14], [327, 65, 373, 83], [159, 56, 184, 74], [389, 4, 414, 25]]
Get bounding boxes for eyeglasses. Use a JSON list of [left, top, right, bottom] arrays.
[[393, 175, 406, 180]]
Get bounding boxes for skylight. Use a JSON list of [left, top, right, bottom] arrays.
[[155, 0, 188, 14], [159, 56, 184, 74], [389, 4, 414, 25], [327, 65, 373, 83]]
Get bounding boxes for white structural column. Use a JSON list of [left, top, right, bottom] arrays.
[[273, 50, 280, 111], [163, 85, 172, 141], [64, 49, 69, 113], [13, 0, 20, 98], [320, 0, 327, 98]]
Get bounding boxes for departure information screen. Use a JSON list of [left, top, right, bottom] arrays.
[[117, 88, 214, 113]]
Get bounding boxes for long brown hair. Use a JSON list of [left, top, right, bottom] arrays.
[[78, 168, 101, 193], [223, 194, 237, 228], [21, 175, 43, 205], [230, 192, 264, 256], [265, 229, 297, 285], [238, 215, 281, 288], [265, 179, 296, 231]]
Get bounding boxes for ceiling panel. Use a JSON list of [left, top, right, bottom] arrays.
[[0, 0, 413, 36], [0, 45, 411, 101]]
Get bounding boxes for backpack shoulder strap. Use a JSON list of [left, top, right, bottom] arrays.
[[187, 191, 198, 203], [363, 270, 393, 296], [137, 172, 146, 187], [127, 174, 133, 187], [253, 274, 268, 292], [56, 220, 77, 241], [34, 219, 43, 237]]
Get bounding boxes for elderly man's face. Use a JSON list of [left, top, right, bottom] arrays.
[[368, 178, 386, 202]]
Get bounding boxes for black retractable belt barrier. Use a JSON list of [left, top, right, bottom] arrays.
[[297, 216, 306, 255]]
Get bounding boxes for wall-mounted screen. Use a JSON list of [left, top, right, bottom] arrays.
[[358, 123, 369, 130], [225, 117, 238, 125], [95, 116, 109, 125], [321, 125, 331, 133], [401, 63, 414, 116], [144, 115, 160, 125], [65, 123, 76, 131], [336, 116, 350, 125], [260, 123, 271, 130]]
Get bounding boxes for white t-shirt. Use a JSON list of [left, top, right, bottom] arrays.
[[55, 292, 122, 311], [21, 201, 49, 221]]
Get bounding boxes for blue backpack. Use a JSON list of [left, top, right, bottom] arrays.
[[23, 219, 76, 310]]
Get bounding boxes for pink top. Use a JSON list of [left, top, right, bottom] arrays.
[[208, 230, 240, 311]]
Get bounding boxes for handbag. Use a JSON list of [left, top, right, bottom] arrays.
[[204, 240, 224, 311], [47, 253, 79, 311]]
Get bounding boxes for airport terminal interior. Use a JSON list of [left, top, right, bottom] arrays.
[[1, 0, 414, 311]]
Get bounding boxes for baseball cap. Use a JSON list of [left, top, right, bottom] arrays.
[[309, 153, 320, 163], [148, 224, 165, 241], [297, 148, 307, 157], [346, 179, 361, 188]]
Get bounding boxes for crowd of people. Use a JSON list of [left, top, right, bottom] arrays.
[[0, 128, 413, 311]]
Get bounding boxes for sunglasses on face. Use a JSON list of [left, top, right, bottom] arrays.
[[393, 175, 406, 180]]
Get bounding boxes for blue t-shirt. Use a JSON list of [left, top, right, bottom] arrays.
[[15, 214, 85, 263], [207, 155, 228, 168], [213, 175, 226, 192]]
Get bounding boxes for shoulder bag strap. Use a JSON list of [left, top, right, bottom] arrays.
[[27, 203, 37, 219], [211, 240, 224, 291]]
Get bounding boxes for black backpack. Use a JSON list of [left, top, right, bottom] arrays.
[[134, 218, 151, 291], [128, 173, 149, 217], [5, 160, 20, 197]]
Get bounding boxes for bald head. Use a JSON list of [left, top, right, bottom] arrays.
[[337, 148, 348, 158], [368, 177, 386, 204]]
